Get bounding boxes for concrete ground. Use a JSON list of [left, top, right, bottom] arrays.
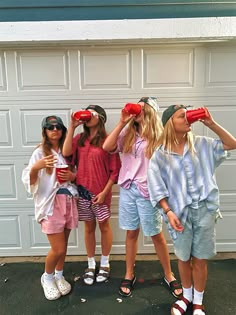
[[0, 255, 236, 315]]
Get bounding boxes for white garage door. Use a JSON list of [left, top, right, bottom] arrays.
[[0, 42, 235, 256]]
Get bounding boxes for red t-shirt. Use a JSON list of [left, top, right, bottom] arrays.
[[70, 134, 121, 207]]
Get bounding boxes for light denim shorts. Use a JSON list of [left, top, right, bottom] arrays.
[[173, 202, 217, 261], [119, 184, 162, 237]]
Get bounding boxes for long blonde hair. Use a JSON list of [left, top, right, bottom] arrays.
[[157, 117, 195, 154], [122, 104, 163, 159]]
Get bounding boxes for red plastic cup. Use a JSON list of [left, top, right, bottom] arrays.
[[186, 107, 210, 124], [73, 110, 92, 121], [55, 164, 68, 184], [124, 103, 142, 115]]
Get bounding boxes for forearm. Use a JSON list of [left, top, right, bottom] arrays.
[[209, 122, 236, 150], [159, 198, 172, 214], [103, 121, 126, 152], [62, 126, 75, 156], [101, 179, 115, 196]]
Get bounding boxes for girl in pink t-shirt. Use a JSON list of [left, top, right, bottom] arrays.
[[103, 97, 182, 299]]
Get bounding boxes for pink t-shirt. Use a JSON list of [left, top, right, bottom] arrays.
[[116, 129, 150, 199], [70, 134, 121, 207]]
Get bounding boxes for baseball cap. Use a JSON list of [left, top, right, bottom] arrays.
[[41, 115, 67, 131], [162, 105, 187, 127], [86, 105, 107, 123], [138, 97, 159, 112]]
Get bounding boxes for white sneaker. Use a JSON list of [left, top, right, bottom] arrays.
[[41, 274, 61, 301], [55, 276, 71, 295]]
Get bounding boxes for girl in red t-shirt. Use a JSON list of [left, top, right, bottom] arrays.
[[63, 105, 121, 285]]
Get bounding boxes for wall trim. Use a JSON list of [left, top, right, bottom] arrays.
[[0, 17, 236, 46]]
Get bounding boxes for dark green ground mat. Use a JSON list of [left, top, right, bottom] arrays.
[[0, 259, 235, 315]]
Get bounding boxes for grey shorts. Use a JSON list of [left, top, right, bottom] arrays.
[[173, 202, 217, 261]]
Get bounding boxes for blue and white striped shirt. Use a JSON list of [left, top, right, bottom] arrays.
[[148, 136, 228, 239]]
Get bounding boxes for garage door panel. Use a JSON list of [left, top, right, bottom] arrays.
[[142, 48, 194, 87], [0, 110, 12, 146], [0, 163, 16, 199], [219, 195, 236, 213], [0, 215, 21, 247], [207, 48, 236, 87], [216, 164, 236, 192], [80, 49, 132, 89], [216, 214, 236, 245], [16, 50, 70, 91]]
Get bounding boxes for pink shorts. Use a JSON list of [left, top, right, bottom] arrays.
[[41, 194, 78, 234], [77, 197, 111, 222]]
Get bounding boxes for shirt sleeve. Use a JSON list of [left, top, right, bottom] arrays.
[[108, 152, 121, 183], [65, 134, 80, 167], [212, 138, 229, 167], [21, 148, 43, 195], [147, 152, 169, 209]]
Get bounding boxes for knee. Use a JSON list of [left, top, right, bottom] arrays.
[[127, 229, 139, 241], [99, 219, 111, 233], [192, 257, 207, 271], [85, 221, 96, 234], [52, 246, 67, 258], [151, 232, 166, 245]]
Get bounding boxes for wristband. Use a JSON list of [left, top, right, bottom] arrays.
[[164, 208, 172, 215]]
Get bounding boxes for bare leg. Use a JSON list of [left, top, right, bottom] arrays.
[[152, 232, 182, 297], [55, 228, 71, 271], [45, 231, 68, 274], [84, 220, 96, 257], [192, 257, 207, 292], [178, 259, 193, 289], [99, 218, 112, 256], [120, 229, 139, 295]]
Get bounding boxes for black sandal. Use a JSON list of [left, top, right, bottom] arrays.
[[119, 276, 136, 297], [164, 275, 183, 299]]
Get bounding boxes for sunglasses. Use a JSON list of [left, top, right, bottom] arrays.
[[45, 124, 62, 131]]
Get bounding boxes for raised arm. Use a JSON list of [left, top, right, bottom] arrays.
[[201, 108, 236, 150], [103, 108, 134, 152], [62, 113, 83, 157]]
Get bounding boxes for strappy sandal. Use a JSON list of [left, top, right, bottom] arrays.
[[192, 304, 206, 315], [164, 274, 183, 298], [171, 296, 192, 315], [96, 266, 110, 283], [118, 276, 136, 297], [83, 268, 95, 285]]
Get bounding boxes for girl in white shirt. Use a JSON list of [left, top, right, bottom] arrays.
[[22, 115, 78, 301]]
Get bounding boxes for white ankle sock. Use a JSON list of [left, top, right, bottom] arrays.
[[193, 287, 204, 305], [172, 287, 193, 315], [183, 286, 193, 302], [100, 255, 109, 267], [43, 272, 54, 284], [54, 269, 63, 280], [88, 257, 96, 269]]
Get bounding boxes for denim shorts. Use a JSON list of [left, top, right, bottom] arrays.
[[173, 202, 217, 261], [119, 184, 162, 237]]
